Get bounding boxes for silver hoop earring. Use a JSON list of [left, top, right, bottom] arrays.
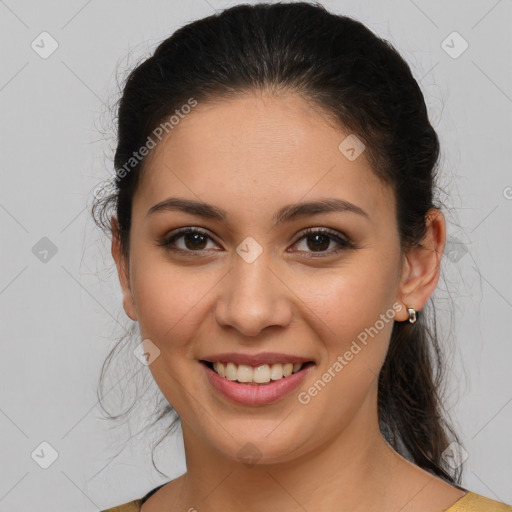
[[407, 307, 417, 324]]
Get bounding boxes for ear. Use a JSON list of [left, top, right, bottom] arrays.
[[111, 215, 138, 321], [395, 208, 446, 322]]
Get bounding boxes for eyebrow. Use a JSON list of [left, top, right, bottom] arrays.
[[146, 197, 369, 224]]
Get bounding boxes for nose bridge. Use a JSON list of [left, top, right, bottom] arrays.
[[215, 246, 292, 336]]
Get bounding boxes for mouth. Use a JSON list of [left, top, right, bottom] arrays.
[[200, 360, 315, 386], [200, 357, 316, 405]]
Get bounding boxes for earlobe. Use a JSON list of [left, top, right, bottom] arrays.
[[395, 208, 446, 322], [110, 216, 138, 322]]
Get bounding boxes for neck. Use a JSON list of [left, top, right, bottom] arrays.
[[175, 391, 403, 512]]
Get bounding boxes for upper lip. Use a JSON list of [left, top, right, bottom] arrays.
[[200, 352, 314, 367]]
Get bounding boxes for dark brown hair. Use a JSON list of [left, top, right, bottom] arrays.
[[93, 1, 461, 483]]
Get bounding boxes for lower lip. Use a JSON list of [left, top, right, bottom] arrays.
[[202, 362, 314, 406]]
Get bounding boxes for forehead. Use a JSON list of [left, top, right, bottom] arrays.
[[134, 92, 395, 224]]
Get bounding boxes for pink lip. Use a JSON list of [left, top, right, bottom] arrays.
[[201, 352, 314, 367], [202, 361, 314, 406]]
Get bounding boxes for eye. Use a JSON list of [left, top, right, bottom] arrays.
[[158, 226, 353, 257], [158, 227, 220, 253], [290, 228, 352, 257]]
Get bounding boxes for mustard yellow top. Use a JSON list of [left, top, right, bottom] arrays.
[[101, 488, 512, 512]]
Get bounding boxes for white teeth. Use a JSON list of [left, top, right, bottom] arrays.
[[225, 362, 238, 381], [210, 361, 305, 383], [253, 365, 271, 383], [270, 363, 283, 381], [237, 364, 253, 383], [213, 361, 225, 378]]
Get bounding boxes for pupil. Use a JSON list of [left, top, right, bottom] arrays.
[[308, 234, 329, 251], [185, 233, 207, 250], [182, 233, 331, 251]]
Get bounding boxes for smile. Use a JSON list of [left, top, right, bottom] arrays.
[[200, 359, 315, 405], [202, 360, 313, 384]]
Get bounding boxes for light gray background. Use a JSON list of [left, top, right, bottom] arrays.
[[1, 0, 511, 510]]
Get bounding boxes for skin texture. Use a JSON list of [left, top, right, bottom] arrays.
[[111, 91, 465, 511]]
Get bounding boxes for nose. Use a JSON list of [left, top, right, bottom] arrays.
[[214, 253, 293, 337]]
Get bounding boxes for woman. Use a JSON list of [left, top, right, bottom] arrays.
[[94, 2, 512, 511]]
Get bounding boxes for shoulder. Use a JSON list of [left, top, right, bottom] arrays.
[[100, 498, 143, 512], [446, 491, 512, 511], [100, 500, 142, 512], [100, 481, 168, 512]]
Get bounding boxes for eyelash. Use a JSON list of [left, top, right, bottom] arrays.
[[157, 227, 354, 258]]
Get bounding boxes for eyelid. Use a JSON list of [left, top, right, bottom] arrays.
[[288, 227, 353, 256], [295, 227, 352, 245], [158, 226, 353, 255], [157, 226, 221, 250]]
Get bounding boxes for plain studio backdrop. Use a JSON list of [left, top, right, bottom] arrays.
[[0, 1, 511, 510]]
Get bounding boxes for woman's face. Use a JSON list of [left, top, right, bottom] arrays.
[[115, 92, 416, 465]]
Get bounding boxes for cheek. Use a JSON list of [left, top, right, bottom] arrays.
[[294, 271, 397, 429], [129, 249, 217, 347], [294, 255, 400, 372], [300, 260, 399, 334], [128, 252, 216, 409]]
